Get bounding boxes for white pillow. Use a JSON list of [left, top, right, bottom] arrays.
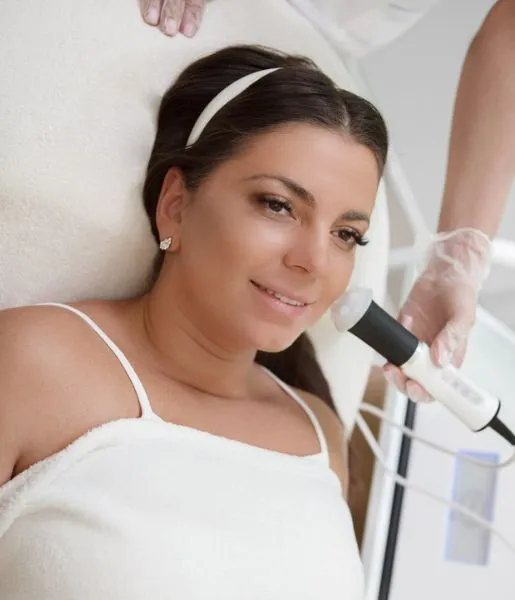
[[0, 0, 389, 430]]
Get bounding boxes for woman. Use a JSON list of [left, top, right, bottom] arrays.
[[0, 45, 387, 598]]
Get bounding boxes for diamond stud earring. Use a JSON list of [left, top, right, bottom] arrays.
[[159, 237, 173, 251]]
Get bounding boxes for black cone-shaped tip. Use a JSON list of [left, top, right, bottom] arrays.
[[332, 288, 419, 366]]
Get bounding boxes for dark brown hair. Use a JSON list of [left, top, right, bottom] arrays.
[[143, 45, 387, 441]]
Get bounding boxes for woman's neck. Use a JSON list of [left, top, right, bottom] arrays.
[[134, 282, 259, 401]]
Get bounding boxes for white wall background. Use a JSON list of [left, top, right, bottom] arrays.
[[357, 0, 515, 329]]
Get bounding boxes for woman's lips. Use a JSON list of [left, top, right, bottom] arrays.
[[251, 280, 311, 317]]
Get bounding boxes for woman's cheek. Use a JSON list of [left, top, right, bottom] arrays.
[[240, 220, 296, 259], [323, 255, 356, 307]]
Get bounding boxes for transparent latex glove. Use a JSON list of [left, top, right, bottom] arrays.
[[140, 0, 206, 38], [383, 228, 492, 402]]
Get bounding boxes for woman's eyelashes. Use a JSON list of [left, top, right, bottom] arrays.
[[254, 193, 369, 248], [336, 228, 369, 248], [255, 194, 293, 217]]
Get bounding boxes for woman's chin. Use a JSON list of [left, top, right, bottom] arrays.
[[253, 329, 303, 354]]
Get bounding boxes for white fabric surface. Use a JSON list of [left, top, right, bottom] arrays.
[[0, 303, 365, 599], [288, 0, 443, 58], [289, 0, 442, 58], [0, 0, 389, 430]]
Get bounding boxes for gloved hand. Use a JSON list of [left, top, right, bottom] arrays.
[[383, 228, 492, 402], [141, 0, 206, 38]]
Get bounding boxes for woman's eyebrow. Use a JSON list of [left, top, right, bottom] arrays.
[[244, 174, 370, 224], [244, 173, 316, 207], [340, 209, 370, 224]]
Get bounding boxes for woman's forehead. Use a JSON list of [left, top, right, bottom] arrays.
[[225, 123, 377, 177], [212, 123, 379, 211]]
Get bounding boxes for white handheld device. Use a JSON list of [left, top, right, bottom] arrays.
[[331, 288, 515, 445]]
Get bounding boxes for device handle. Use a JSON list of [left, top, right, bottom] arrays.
[[402, 344, 500, 432]]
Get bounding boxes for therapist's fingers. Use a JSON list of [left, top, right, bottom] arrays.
[[142, 0, 162, 25], [160, 0, 186, 36], [383, 364, 407, 394], [180, 0, 206, 38], [383, 364, 433, 403], [405, 380, 433, 403]]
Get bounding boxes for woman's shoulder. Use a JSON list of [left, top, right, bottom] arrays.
[[290, 386, 349, 496], [0, 302, 109, 375], [0, 299, 122, 358], [0, 298, 136, 414], [0, 304, 78, 374], [0, 301, 130, 484], [0, 304, 73, 484], [290, 386, 346, 439]]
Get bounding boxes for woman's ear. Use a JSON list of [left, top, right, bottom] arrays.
[[155, 167, 190, 241]]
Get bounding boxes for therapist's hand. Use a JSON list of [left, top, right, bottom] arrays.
[[141, 0, 206, 38], [383, 228, 492, 402]]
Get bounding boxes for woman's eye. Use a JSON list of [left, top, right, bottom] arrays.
[[257, 195, 293, 216], [336, 228, 369, 248]]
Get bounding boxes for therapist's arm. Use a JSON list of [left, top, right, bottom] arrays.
[[438, 0, 515, 235], [385, 0, 515, 402]]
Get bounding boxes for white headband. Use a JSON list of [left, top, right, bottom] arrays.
[[185, 68, 281, 147]]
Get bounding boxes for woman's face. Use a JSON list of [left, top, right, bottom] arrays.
[[157, 123, 379, 353]]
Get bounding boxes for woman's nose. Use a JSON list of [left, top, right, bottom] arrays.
[[283, 226, 331, 276]]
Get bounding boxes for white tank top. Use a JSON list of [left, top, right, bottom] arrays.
[[0, 304, 365, 599]]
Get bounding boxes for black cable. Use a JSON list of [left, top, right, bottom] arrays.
[[489, 417, 515, 446], [378, 398, 417, 600]]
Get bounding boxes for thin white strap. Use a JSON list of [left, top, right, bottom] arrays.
[[186, 68, 280, 147], [261, 366, 329, 462], [38, 303, 154, 418]]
